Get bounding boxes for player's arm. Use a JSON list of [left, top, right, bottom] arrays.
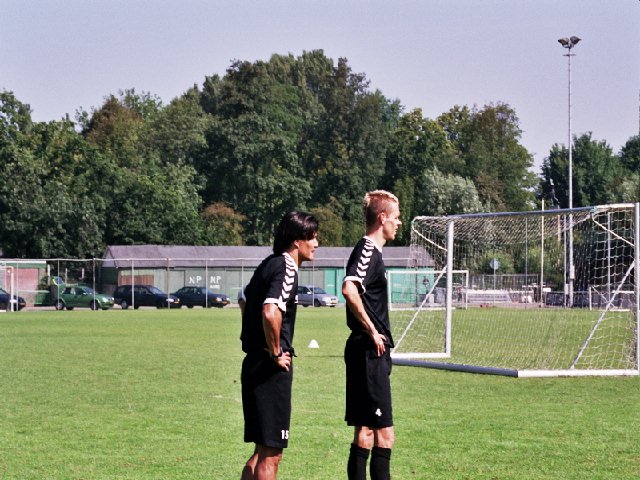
[[237, 287, 246, 316], [262, 303, 291, 371], [342, 280, 387, 356]]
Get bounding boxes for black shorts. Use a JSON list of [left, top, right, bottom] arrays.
[[241, 352, 293, 449], [344, 334, 393, 428]]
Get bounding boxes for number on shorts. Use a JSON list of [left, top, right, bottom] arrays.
[[281, 430, 289, 440]]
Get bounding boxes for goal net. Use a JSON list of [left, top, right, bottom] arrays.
[[388, 269, 469, 311], [391, 204, 640, 377]]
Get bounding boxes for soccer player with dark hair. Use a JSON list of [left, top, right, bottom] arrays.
[[343, 190, 402, 480], [240, 211, 319, 480]]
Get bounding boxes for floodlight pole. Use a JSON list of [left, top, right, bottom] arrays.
[[558, 36, 581, 307]]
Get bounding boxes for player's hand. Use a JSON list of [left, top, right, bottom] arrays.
[[372, 332, 387, 356], [274, 351, 292, 371]]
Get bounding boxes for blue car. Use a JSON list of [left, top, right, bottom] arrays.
[[0, 287, 26, 311], [113, 284, 181, 309], [172, 286, 230, 308]]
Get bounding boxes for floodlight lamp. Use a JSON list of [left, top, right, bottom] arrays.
[[558, 37, 570, 47], [569, 36, 581, 45]]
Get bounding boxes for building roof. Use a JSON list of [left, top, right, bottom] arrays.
[[102, 245, 433, 268]]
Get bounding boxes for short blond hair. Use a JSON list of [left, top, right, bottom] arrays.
[[363, 190, 399, 228]]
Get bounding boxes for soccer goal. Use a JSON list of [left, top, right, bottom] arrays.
[[391, 203, 640, 377], [388, 269, 469, 311]]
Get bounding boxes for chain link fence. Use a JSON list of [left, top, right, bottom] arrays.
[[0, 256, 353, 311]]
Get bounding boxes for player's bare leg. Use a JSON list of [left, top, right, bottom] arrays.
[[241, 447, 259, 479], [241, 445, 283, 480], [350, 426, 394, 480], [353, 425, 395, 449], [353, 426, 374, 449]]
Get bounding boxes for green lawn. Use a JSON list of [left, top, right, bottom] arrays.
[[1, 308, 639, 479]]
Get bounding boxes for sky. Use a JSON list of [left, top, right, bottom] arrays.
[[2, 0, 639, 172]]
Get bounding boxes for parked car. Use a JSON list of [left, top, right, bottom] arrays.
[[34, 275, 68, 307], [296, 285, 339, 307], [0, 287, 26, 311], [113, 284, 181, 309], [54, 286, 114, 311], [172, 286, 230, 308]]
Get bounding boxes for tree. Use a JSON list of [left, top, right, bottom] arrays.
[[616, 135, 640, 209], [82, 95, 142, 158], [142, 87, 209, 169], [618, 173, 640, 203], [310, 197, 344, 246], [385, 108, 459, 185], [5, 53, 571, 253], [539, 143, 572, 208], [0, 91, 46, 257], [0, 92, 107, 257], [415, 167, 485, 217], [301, 57, 396, 245], [202, 202, 246, 246], [198, 57, 312, 244], [438, 103, 536, 211], [391, 176, 416, 245], [540, 133, 622, 208], [0, 90, 33, 143], [572, 133, 621, 205], [197, 51, 398, 245], [620, 135, 640, 173], [119, 88, 163, 121], [83, 95, 207, 247]]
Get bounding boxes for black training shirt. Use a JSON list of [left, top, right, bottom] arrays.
[[241, 252, 298, 354], [343, 237, 394, 347]]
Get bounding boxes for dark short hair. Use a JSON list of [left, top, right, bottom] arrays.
[[273, 211, 319, 255]]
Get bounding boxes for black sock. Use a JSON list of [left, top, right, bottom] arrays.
[[370, 446, 392, 480], [347, 443, 370, 480]]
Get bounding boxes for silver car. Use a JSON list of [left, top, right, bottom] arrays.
[[296, 285, 339, 307]]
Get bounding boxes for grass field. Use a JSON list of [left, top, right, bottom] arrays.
[[1, 308, 639, 479]]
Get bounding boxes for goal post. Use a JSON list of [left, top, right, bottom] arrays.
[[391, 203, 640, 377], [0, 264, 16, 312]]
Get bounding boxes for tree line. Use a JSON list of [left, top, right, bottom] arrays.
[[1, 50, 638, 258]]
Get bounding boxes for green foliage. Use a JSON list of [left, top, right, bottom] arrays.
[[572, 133, 622, 205], [198, 57, 313, 244], [202, 202, 246, 245], [620, 135, 640, 172], [142, 87, 209, 167], [310, 198, 345, 247], [0, 92, 108, 257], [198, 51, 396, 246], [416, 167, 485, 217], [438, 103, 536, 211], [2, 52, 636, 256], [391, 176, 416, 245], [617, 136, 640, 202], [540, 133, 624, 208], [476, 251, 516, 274], [618, 173, 640, 202], [119, 88, 163, 120]]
